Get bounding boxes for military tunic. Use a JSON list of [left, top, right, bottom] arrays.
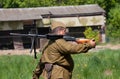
[[33, 38, 92, 79]]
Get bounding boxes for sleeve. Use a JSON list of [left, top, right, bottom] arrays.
[[55, 39, 92, 54]]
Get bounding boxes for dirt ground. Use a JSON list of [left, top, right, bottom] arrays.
[[89, 44, 120, 52], [0, 49, 40, 56], [0, 44, 120, 56]]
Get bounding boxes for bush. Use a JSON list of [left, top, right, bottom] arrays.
[[83, 27, 100, 43], [107, 4, 120, 38]]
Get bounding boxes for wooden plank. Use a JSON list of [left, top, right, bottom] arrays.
[[13, 37, 24, 50]]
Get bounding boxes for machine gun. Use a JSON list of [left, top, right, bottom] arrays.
[[10, 33, 93, 59]]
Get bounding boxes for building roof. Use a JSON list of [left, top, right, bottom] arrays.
[[47, 4, 105, 17], [0, 4, 105, 21], [0, 8, 43, 21]]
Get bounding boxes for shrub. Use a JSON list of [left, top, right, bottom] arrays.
[[83, 27, 100, 43], [107, 4, 120, 38]]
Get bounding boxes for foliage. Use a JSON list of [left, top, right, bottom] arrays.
[[0, 0, 41, 8], [107, 4, 120, 38], [0, 49, 120, 79], [83, 27, 100, 43], [0, 0, 119, 8]]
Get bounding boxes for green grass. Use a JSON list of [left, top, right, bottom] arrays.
[[0, 49, 120, 79], [72, 49, 120, 79], [0, 55, 39, 79]]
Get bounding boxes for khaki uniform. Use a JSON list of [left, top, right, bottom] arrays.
[[33, 39, 92, 79]]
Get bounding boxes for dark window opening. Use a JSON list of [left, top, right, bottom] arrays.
[[0, 37, 14, 50], [22, 37, 31, 48], [38, 27, 50, 34], [67, 26, 100, 38]]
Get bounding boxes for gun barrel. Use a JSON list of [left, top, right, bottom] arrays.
[[10, 33, 46, 38]]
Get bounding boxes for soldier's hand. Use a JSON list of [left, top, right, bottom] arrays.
[[89, 39, 96, 48]]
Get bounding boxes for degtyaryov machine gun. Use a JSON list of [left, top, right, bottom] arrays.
[[10, 33, 93, 59], [10, 33, 75, 59]]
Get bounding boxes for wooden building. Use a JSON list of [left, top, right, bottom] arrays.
[[0, 4, 105, 50]]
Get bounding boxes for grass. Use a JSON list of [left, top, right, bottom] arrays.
[[0, 49, 120, 79], [0, 55, 39, 79], [72, 49, 120, 79]]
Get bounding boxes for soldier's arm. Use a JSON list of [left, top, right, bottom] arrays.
[[56, 39, 95, 54]]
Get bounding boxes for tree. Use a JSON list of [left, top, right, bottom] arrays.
[[107, 4, 120, 37]]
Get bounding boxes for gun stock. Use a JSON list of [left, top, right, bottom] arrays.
[[76, 38, 95, 44]]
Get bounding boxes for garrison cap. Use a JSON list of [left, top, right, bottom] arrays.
[[51, 21, 66, 30]]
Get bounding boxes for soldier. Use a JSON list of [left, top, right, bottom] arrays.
[[32, 21, 96, 79]]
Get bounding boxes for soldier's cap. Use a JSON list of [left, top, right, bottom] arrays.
[[51, 21, 66, 30]]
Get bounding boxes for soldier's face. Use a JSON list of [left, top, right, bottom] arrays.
[[58, 29, 66, 35]]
